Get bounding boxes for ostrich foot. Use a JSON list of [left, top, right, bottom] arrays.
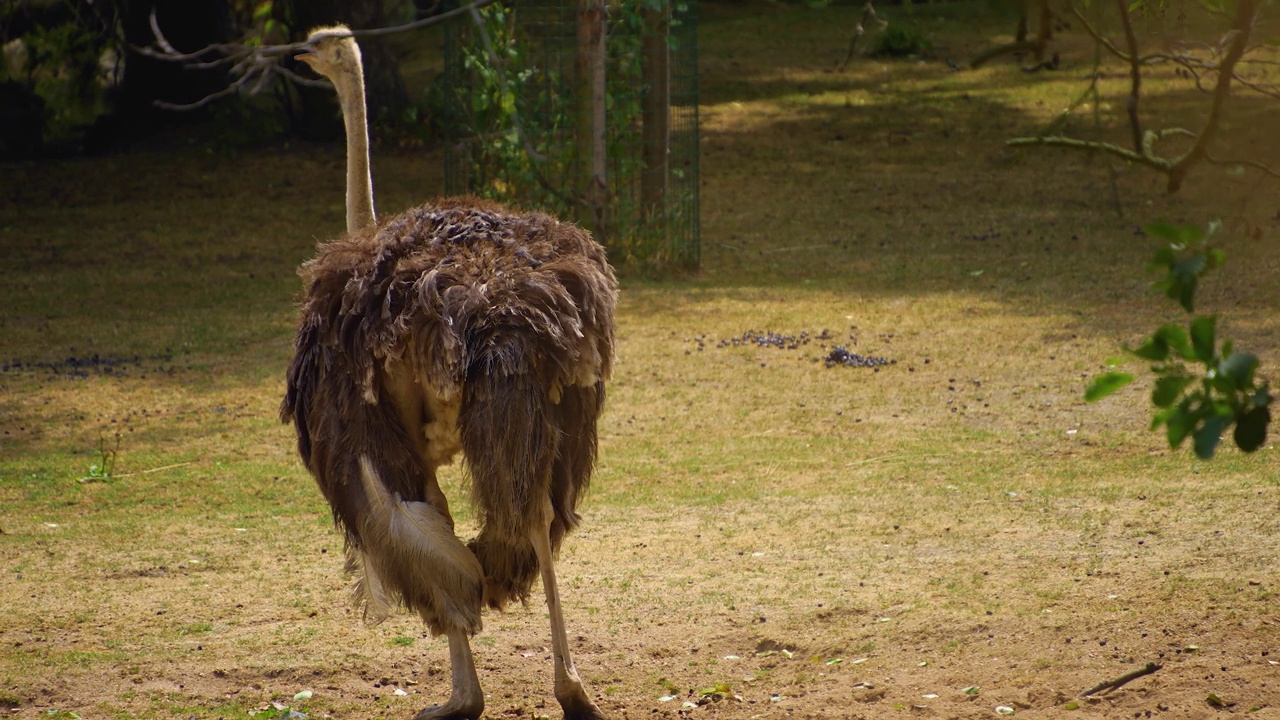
[[556, 680, 607, 720], [412, 693, 484, 720], [415, 629, 484, 720]]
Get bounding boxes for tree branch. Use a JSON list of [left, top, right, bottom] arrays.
[[840, 2, 888, 69], [1015, 0, 1267, 193], [1069, 3, 1131, 63], [1166, 0, 1255, 191], [1116, 0, 1143, 152], [1006, 134, 1174, 171], [1080, 662, 1162, 697], [1203, 150, 1280, 180], [134, 0, 500, 110]]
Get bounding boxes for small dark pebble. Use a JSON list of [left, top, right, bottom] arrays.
[[2, 351, 174, 380], [716, 329, 818, 350]]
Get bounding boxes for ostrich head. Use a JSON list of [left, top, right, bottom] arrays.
[[296, 25, 363, 96], [296, 24, 377, 234]]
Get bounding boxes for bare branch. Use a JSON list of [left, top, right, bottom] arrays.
[[349, 0, 498, 38], [1080, 663, 1162, 697], [840, 2, 888, 69], [1167, 0, 1256, 191], [149, 9, 180, 56], [1231, 73, 1280, 98], [134, 0, 499, 110], [1006, 134, 1174, 171], [152, 77, 246, 111], [1069, 4, 1132, 63], [1018, 0, 1268, 193], [1203, 150, 1280, 180], [1067, 4, 1195, 69]]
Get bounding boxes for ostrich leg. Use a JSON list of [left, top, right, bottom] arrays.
[[530, 498, 607, 720], [414, 629, 484, 720]]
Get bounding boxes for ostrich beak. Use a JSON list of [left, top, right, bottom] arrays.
[[295, 49, 317, 67]]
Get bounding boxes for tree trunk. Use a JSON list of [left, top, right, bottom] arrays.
[[1033, 0, 1053, 61], [1116, 0, 1143, 152], [641, 1, 670, 224], [575, 0, 607, 239]]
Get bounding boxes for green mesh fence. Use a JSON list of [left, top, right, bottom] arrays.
[[440, 0, 699, 271]]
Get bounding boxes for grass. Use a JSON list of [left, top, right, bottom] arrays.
[[2, 1, 1280, 718]]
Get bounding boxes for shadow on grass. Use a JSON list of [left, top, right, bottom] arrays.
[[1, 0, 1276, 476]]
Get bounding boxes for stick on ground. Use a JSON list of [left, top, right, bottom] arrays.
[[1080, 662, 1162, 697]]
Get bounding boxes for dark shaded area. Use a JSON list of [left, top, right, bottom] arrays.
[[114, 0, 234, 125], [0, 0, 416, 156], [1, 1, 1277, 376]]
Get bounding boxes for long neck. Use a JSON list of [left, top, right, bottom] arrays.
[[335, 66, 377, 234]]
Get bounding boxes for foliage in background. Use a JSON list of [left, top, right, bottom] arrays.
[[438, 3, 568, 205], [0, 1, 121, 153], [437, 0, 700, 271], [870, 23, 931, 57], [1087, 222, 1272, 458]]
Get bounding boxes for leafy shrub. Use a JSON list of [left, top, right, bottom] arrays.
[[871, 24, 932, 57], [1086, 221, 1272, 459]]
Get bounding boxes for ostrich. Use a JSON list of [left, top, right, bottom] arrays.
[[281, 26, 617, 720]]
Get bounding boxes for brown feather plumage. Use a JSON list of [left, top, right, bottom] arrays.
[[281, 198, 617, 633]]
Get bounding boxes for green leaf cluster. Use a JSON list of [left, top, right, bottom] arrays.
[[871, 24, 933, 57], [1085, 221, 1271, 458]]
